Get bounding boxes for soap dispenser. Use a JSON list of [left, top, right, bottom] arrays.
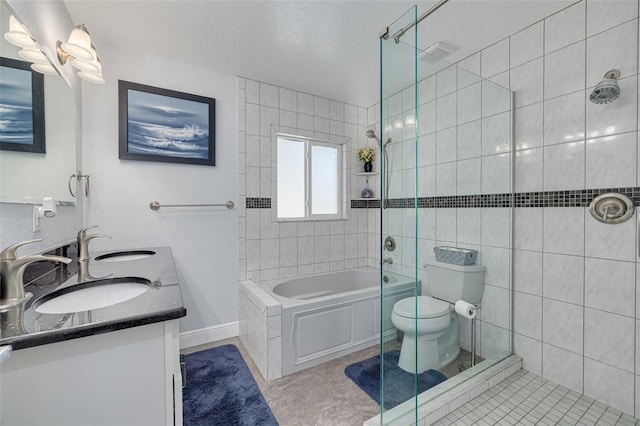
[[361, 178, 374, 199]]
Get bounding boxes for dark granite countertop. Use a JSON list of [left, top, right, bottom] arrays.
[[0, 246, 186, 350]]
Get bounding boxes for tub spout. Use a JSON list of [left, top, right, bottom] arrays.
[[383, 257, 393, 265]]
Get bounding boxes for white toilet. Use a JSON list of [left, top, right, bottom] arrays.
[[391, 258, 485, 374]]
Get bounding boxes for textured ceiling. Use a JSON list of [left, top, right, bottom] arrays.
[[63, 0, 573, 107]]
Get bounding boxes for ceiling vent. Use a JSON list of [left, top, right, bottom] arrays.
[[418, 41, 455, 64]]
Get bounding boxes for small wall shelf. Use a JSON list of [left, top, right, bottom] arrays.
[[355, 172, 379, 176], [354, 198, 380, 201]]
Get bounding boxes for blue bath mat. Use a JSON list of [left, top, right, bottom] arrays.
[[344, 350, 447, 409], [183, 344, 278, 426]]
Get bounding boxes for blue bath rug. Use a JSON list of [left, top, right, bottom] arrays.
[[183, 344, 278, 426], [344, 350, 447, 409]]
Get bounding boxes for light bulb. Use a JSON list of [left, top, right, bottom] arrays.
[[31, 63, 58, 76], [4, 15, 36, 49], [60, 25, 94, 61], [71, 47, 101, 73], [18, 48, 50, 64], [78, 70, 105, 84]]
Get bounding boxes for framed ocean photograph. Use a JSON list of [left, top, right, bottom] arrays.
[[0, 57, 45, 153], [118, 80, 215, 166]]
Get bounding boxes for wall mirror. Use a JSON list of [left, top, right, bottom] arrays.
[[0, 0, 77, 205]]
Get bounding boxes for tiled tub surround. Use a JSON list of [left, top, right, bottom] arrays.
[[237, 63, 517, 379], [237, 77, 380, 381], [239, 279, 282, 380], [237, 77, 375, 285], [239, 269, 415, 381]]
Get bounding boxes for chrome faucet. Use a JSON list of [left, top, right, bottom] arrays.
[[77, 226, 111, 261], [0, 239, 72, 309], [383, 257, 394, 265]]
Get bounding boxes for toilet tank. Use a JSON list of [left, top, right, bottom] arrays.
[[424, 258, 485, 304]]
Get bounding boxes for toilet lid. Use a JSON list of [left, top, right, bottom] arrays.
[[393, 296, 450, 319]]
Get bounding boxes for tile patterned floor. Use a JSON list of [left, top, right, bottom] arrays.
[[183, 337, 383, 424], [182, 338, 640, 426], [183, 337, 478, 425], [434, 369, 639, 426]]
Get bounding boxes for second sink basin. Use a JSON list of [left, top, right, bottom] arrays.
[[96, 250, 156, 262], [95, 250, 156, 262], [34, 277, 152, 314]]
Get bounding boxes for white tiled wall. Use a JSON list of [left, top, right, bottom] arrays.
[[366, 0, 640, 417], [238, 280, 281, 380], [237, 78, 379, 380], [237, 0, 640, 416], [503, 0, 640, 416], [366, 59, 513, 362], [237, 77, 372, 283]]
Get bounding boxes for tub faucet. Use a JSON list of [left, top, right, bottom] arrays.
[[0, 239, 72, 309], [77, 226, 111, 261], [383, 257, 393, 265]]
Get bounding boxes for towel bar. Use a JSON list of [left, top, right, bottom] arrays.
[[149, 201, 234, 211]]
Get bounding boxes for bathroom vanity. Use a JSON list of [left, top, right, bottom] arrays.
[[0, 246, 186, 426]]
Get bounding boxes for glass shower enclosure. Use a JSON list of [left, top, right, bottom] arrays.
[[377, 4, 514, 423]]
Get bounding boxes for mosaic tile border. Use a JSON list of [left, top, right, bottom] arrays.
[[245, 197, 272, 209], [246, 187, 640, 210], [515, 187, 640, 208], [350, 199, 381, 209]]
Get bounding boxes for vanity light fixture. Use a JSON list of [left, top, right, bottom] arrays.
[[30, 63, 58, 76], [57, 24, 105, 84], [4, 15, 35, 49], [3, 15, 57, 75], [17, 47, 49, 64]]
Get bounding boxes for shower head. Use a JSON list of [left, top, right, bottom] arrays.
[[365, 130, 392, 148], [366, 130, 381, 146], [590, 69, 621, 105]]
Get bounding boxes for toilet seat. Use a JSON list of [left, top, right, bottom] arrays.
[[393, 295, 450, 319]]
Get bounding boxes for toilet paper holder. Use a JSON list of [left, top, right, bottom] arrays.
[[455, 300, 480, 369], [470, 303, 479, 368]]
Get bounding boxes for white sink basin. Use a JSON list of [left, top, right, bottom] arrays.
[[0, 346, 12, 366], [95, 250, 156, 262], [35, 277, 151, 314]]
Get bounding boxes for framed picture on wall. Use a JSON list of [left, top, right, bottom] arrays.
[[118, 80, 215, 166], [0, 57, 45, 153]]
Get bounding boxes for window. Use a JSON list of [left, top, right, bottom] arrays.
[[277, 134, 343, 220]]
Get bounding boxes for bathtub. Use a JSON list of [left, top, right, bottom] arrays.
[[262, 269, 418, 377]]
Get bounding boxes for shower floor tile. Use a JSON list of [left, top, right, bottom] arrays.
[[433, 369, 640, 426]]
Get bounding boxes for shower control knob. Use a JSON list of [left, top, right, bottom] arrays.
[[384, 236, 396, 252]]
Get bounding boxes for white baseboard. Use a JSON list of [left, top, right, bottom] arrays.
[[179, 322, 239, 349]]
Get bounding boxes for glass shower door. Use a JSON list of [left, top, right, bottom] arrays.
[[379, 5, 420, 424], [377, 4, 514, 425]]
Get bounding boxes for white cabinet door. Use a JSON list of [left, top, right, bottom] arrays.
[[1, 321, 180, 426]]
